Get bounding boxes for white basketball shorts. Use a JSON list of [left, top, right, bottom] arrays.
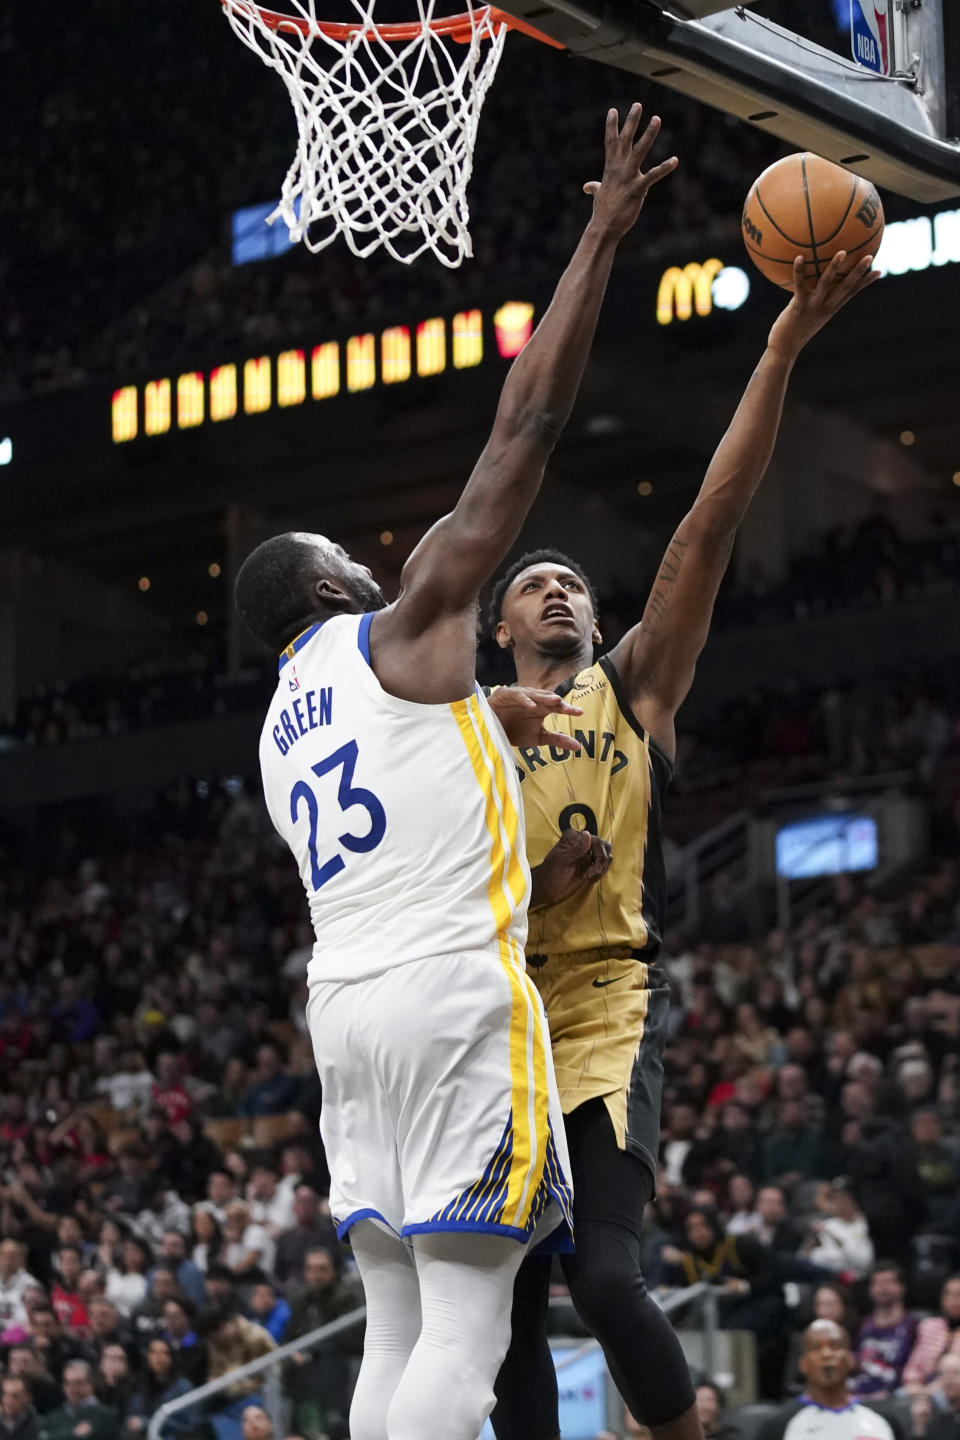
[[305, 938, 573, 1247]]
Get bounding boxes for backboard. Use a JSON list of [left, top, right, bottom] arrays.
[[492, 0, 960, 201]]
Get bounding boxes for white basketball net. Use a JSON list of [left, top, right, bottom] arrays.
[[222, 0, 509, 267]]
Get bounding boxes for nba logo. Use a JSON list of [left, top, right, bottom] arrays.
[[288, 665, 301, 693], [850, 0, 890, 76]]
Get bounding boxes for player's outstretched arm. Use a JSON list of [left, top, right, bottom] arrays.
[[608, 251, 879, 759], [378, 107, 676, 660]]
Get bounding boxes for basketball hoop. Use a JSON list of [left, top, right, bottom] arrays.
[[221, 0, 563, 267]]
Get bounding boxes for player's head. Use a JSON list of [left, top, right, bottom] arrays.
[[798, 1320, 852, 1394], [489, 549, 600, 663], [235, 532, 387, 652]]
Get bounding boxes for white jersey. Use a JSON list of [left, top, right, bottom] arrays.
[[259, 612, 529, 981]]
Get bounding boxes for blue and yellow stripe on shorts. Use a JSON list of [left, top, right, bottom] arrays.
[[409, 693, 573, 1242]]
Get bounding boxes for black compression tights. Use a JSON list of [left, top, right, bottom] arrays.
[[491, 1098, 696, 1440]]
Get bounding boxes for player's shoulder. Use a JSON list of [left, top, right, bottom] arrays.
[[555, 658, 607, 701]]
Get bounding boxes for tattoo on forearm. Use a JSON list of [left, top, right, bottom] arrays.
[[644, 536, 688, 637]]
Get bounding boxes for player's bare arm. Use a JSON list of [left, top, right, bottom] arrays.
[[368, 105, 678, 705], [607, 250, 880, 761]]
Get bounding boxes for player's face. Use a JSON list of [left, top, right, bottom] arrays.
[[304, 534, 387, 614], [800, 1324, 852, 1389], [498, 564, 598, 658]]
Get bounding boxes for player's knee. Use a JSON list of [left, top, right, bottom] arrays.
[[566, 1254, 647, 1335]]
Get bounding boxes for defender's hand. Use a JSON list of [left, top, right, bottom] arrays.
[[488, 687, 583, 752], [767, 251, 879, 361], [583, 104, 678, 240], [530, 828, 612, 910]]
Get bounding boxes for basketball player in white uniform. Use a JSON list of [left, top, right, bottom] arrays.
[[236, 106, 677, 1440]]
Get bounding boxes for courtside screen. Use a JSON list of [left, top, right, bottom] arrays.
[[231, 202, 296, 265], [775, 814, 878, 879], [480, 1346, 607, 1439]]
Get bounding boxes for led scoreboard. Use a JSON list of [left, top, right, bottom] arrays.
[[111, 302, 535, 445]]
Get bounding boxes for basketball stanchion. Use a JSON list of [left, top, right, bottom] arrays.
[[220, 0, 563, 268]]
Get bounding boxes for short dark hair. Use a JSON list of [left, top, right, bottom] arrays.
[[486, 549, 598, 635], [195, 1302, 235, 1339], [205, 1262, 235, 1287], [234, 534, 321, 654], [697, 1381, 725, 1411], [164, 1295, 196, 1321], [3, 1375, 31, 1398], [871, 1260, 906, 1285]]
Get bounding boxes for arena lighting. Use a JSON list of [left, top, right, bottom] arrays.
[[111, 305, 523, 442], [0, 437, 12, 466]]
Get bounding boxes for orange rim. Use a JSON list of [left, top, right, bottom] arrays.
[[223, 0, 565, 48]]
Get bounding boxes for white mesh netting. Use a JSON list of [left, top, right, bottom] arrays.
[[222, 0, 509, 267]]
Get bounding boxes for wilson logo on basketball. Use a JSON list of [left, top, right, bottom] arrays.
[[743, 215, 763, 245], [856, 196, 880, 227]]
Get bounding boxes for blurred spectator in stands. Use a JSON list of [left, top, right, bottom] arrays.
[[202, 1267, 238, 1312], [0, 1377, 39, 1440], [725, 1175, 760, 1237], [130, 1268, 181, 1347], [202, 1173, 239, 1228], [37, 1360, 120, 1440], [190, 1211, 222, 1277], [247, 1283, 288, 1344], [272, 1188, 338, 1291], [902, 1277, 960, 1392], [135, 1191, 191, 1253], [245, 1164, 294, 1238], [912, 1356, 960, 1440], [758, 1321, 900, 1440], [28, 1308, 85, 1380], [693, 1382, 737, 1440], [51, 1250, 89, 1333], [683, 1100, 762, 1187], [101, 1148, 151, 1218], [126, 1339, 199, 1440], [239, 1410, 272, 1440], [0, 1242, 41, 1330], [700, 872, 748, 943], [6, 1351, 60, 1419], [761, 1101, 827, 1187], [152, 1235, 205, 1310], [196, 1304, 275, 1440], [237, 1047, 298, 1119], [106, 1242, 151, 1319], [659, 1102, 700, 1188], [92, 1224, 123, 1281], [87, 1301, 134, 1368], [809, 1180, 876, 1279], [161, 1300, 206, 1389], [657, 1208, 829, 1396], [732, 1004, 781, 1068], [753, 1186, 807, 1255], [50, 980, 101, 1048], [284, 1250, 359, 1440], [851, 1261, 918, 1399], [151, 1056, 193, 1129], [908, 1110, 960, 1233], [277, 1144, 329, 1207], [812, 1281, 860, 1336], [221, 1203, 274, 1282], [95, 1347, 133, 1417], [847, 1120, 926, 1264]]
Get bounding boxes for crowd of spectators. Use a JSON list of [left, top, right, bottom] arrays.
[[0, 703, 958, 1436]]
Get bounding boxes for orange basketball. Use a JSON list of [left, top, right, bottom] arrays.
[[742, 152, 884, 290]]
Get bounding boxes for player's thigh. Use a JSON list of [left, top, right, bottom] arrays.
[[563, 1096, 654, 1234], [412, 1230, 527, 1342]]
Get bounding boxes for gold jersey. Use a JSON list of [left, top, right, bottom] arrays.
[[514, 655, 672, 958]]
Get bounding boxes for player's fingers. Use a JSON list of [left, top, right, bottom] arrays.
[[558, 827, 592, 858], [604, 107, 619, 149], [639, 155, 678, 189], [621, 103, 648, 151], [583, 180, 601, 198], [632, 116, 663, 169], [530, 692, 583, 715], [541, 730, 581, 753], [819, 250, 847, 293], [791, 255, 806, 293]]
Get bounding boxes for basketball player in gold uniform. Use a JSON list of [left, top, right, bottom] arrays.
[[489, 250, 879, 1440]]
